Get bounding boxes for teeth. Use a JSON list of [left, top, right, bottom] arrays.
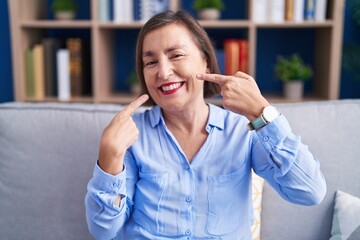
[[161, 83, 181, 92]]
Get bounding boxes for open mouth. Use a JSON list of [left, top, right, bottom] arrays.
[[159, 82, 185, 95]]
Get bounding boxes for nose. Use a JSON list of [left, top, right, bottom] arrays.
[[157, 59, 173, 80]]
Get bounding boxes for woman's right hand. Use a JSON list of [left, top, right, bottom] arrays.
[[98, 94, 149, 175]]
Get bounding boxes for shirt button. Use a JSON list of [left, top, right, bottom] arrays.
[[263, 136, 269, 142], [185, 196, 192, 202], [185, 229, 191, 236], [185, 165, 190, 170]]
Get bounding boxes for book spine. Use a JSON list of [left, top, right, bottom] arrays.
[[67, 38, 84, 97], [269, 0, 285, 23], [251, 0, 268, 23], [113, 0, 125, 22], [285, 0, 295, 21], [239, 40, 249, 74], [224, 39, 240, 76], [98, 0, 110, 22], [315, 0, 327, 21], [305, 0, 316, 20], [33, 44, 45, 100], [42, 38, 60, 97], [294, 0, 305, 22], [57, 49, 71, 101], [124, 0, 134, 22], [25, 48, 35, 98]]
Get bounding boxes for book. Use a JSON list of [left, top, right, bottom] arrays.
[[56, 49, 70, 101], [24, 48, 35, 98], [315, 0, 327, 21], [113, 0, 133, 22], [33, 44, 45, 100], [140, 0, 170, 22], [98, 0, 110, 22], [294, 0, 305, 22], [42, 38, 60, 97], [285, 0, 295, 21], [239, 40, 249, 74], [66, 38, 84, 97], [224, 39, 240, 76], [224, 39, 249, 75], [305, 0, 315, 20], [251, 0, 268, 23], [269, 0, 285, 22]]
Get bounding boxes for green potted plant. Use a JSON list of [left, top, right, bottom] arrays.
[[127, 70, 141, 95], [275, 54, 313, 101], [192, 0, 225, 20], [51, 0, 77, 20]]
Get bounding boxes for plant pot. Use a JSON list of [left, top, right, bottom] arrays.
[[54, 11, 75, 20], [283, 80, 304, 101], [197, 8, 221, 20]]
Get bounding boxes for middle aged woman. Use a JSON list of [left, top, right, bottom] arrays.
[[85, 10, 326, 240]]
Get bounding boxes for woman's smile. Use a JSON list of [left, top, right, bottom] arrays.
[[159, 81, 185, 95]]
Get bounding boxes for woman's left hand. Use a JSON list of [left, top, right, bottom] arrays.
[[196, 71, 269, 121]]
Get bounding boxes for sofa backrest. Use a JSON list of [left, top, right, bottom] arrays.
[[261, 100, 360, 240], [0, 102, 124, 239], [0, 100, 359, 240]]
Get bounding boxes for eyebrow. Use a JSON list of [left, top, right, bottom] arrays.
[[142, 44, 187, 57]]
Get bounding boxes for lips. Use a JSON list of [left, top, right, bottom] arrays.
[[159, 82, 184, 95]]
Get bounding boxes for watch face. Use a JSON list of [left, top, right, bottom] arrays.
[[263, 106, 280, 122]]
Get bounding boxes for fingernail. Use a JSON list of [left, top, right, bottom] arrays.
[[196, 74, 202, 78]]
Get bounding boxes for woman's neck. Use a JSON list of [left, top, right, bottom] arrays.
[[162, 101, 209, 135]]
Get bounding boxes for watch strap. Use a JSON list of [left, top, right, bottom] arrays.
[[247, 115, 267, 131]]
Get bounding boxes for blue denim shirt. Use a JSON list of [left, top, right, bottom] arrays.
[[85, 104, 326, 240]]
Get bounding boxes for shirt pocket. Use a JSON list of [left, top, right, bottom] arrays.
[[134, 171, 168, 234], [206, 168, 245, 236]]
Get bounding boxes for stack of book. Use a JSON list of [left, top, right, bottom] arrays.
[[98, 0, 181, 23], [24, 38, 89, 101], [224, 39, 249, 75], [251, 0, 328, 23]]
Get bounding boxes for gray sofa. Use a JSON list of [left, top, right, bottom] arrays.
[[0, 100, 359, 240]]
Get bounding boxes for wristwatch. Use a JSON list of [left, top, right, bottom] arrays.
[[247, 105, 280, 131]]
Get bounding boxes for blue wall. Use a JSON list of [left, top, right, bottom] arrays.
[[1, 1, 359, 103], [0, 0, 13, 103], [340, 1, 360, 98]]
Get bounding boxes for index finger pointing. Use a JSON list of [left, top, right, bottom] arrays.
[[122, 94, 149, 116], [196, 73, 228, 86]]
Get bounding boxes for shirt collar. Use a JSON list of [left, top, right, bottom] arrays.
[[149, 104, 225, 130]]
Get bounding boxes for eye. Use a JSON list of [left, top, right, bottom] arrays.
[[172, 53, 182, 58], [144, 59, 157, 67], [170, 53, 185, 60]]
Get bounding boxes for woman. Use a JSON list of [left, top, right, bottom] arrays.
[[85, 11, 326, 240]]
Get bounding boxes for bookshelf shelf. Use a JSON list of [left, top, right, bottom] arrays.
[[98, 22, 144, 29], [8, 0, 345, 105], [199, 20, 250, 28], [21, 20, 92, 28], [255, 21, 333, 28]]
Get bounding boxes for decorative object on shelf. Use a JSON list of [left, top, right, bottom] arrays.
[[350, 0, 360, 25], [343, 0, 360, 81], [192, 0, 224, 20], [51, 0, 77, 20], [275, 54, 312, 101]]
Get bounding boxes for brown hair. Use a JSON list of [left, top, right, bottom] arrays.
[[135, 10, 221, 105]]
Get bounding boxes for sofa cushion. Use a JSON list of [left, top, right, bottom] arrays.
[[251, 171, 264, 240], [330, 190, 360, 240], [0, 102, 125, 239]]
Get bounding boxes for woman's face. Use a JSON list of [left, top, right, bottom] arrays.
[[142, 23, 209, 111]]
